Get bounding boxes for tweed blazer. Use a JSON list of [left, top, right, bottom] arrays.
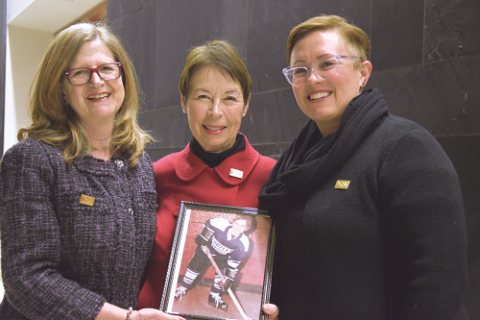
[[0, 138, 157, 320]]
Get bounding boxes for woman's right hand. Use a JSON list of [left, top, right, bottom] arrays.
[[96, 303, 184, 320], [134, 309, 185, 320]]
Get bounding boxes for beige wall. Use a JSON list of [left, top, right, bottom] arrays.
[[4, 25, 52, 151], [3, 0, 105, 154]]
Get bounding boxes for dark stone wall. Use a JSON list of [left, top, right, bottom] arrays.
[[106, 0, 480, 156], [438, 136, 480, 318], [0, 0, 6, 156], [107, 0, 480, 318]]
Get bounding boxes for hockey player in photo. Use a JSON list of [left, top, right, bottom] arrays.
[[174, 214, 254, 311]]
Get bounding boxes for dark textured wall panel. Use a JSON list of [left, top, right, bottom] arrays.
[[368, 55, 480, 136], [424, 0, 480, 63], [248, 0, 371, 94], [243, 88, 308, 144], [110, 0, 229, 113], [438, 135, 480, 319], [371, 0, 423, 71], [222, 0, 250, 59], [137, 107, 191, 149]]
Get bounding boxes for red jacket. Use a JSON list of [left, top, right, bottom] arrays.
[[137, 136, 276, 309]]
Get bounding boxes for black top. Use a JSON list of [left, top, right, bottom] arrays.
[[190, 133, 246, 168], [273, 197, 319, 318], [259, 89, 469, 320]]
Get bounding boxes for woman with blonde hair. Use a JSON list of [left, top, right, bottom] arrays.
[[0, 23, 182, 320]]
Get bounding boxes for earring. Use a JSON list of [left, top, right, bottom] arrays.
[[242, 114, 246, 117], [362, 81, 367, 87]]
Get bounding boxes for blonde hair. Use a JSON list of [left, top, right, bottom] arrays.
[[18, 23, 152, 167], [178, 40, 252, 102], [286, 15, 370, 68]]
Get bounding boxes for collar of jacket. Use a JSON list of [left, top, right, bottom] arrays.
[[175, 135, 260, 186], [73, 155, 129, 175]]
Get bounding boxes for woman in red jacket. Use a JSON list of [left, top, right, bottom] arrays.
[[137, 40, 278, 319]]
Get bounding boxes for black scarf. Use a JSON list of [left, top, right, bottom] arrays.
[[258, 88, 388, 214], [190, 133, 246, 168]]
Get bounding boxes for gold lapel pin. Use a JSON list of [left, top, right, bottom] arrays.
[[79, 194, 95, 206], [334, 180, 351, 190], [229, 168, 244, 179]]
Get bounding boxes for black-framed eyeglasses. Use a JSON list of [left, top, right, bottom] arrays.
[[282, 55, 360, 86], [63, 62, 122, 86]]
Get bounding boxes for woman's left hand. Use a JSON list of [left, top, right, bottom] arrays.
[[262, 303, 279, 320]]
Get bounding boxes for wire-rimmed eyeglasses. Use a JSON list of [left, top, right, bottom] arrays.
[[282, 55, 360, 86], [64, 62, 122, 86]]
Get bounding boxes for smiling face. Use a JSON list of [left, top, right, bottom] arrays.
[[181, 66, 250, 153], [231, 219, 248, 238], [62, 38, 125, 126], [290, 30, 371, 136]]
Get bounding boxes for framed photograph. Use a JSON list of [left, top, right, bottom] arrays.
[[160, 201, 275, 320]]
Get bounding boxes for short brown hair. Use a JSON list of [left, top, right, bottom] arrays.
[[178, 40, 252, 102], [286, 15, 370, 68], [18, 23, 151, 167], [232, 214, 254, 230]]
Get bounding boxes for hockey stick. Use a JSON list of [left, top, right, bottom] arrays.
[[201, 245, 253, 320]]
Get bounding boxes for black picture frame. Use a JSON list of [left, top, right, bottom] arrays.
[[160, 201, 275, 320]]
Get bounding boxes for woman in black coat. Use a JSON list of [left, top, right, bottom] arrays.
[[259, 15, 469, 320]]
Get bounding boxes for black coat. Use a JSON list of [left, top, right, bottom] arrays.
[[259, 89, 469, 320]]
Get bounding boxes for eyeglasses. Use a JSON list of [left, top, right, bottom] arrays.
[[64, 62, 122, 86], [282, 55, 360, 86]]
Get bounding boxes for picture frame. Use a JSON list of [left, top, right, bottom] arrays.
[[160, 201, 275, 320]]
